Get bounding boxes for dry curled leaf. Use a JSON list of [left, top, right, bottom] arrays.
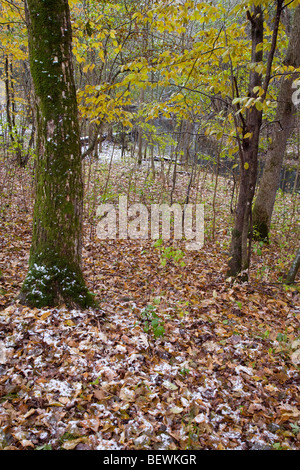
[[62, 437, 89, 450], [291, 349, 300, 365], [119, 387, 136, 402]]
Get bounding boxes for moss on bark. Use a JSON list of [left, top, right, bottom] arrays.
[[252, 6, 300, 241], [252, 205, 270, 242], [20, 252, 95, 308], [21, 0, 95, 308]]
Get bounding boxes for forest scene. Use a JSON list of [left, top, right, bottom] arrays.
[[0, 0, 299, 452]]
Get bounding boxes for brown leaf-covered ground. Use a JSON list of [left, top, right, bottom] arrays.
[[0, 154, 299, 450]]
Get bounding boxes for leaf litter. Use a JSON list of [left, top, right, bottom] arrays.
[[0, 161, 299, 450]]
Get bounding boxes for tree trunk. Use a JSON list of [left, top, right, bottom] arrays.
[[5, 56, 13, 137], [253, 5, 300, 241], [20, 0, 95, 308], [227, 5, 264, 278], [227, 2, 284, 278], [4, 55, 22, 165], [285, 247, 300, 284]]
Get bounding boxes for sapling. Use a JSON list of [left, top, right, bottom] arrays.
[[140, 304, 165, 339]]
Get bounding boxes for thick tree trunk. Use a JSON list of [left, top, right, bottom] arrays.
[[20, 0, 95, 308], [253, 5, 300, 241]]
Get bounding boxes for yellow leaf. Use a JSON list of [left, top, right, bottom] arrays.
[[98, 50, 105, 62], [255, 100, 264, 111], [244, 162, 249, 170], [244, 132, 252, 139], [76, 56, 85, 64], [40, 311, 52, 321]]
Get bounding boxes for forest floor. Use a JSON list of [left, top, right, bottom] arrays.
[[0, 151, 299, 450]]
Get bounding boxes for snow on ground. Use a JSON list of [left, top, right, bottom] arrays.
[[1, 298, 299, 450]]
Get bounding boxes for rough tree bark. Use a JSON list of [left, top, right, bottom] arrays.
[[227, 2, 284, 278], [20, 0, 95, 308], [227, 4, 264, 278], [252, 5, 300, 241]]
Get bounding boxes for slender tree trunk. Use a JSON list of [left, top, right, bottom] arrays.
[[285, 247, 300, 284], [253, 5, 300, 241], [227, 5, 264, 278], [5, 53, 24, 166], [137, 88, 145, 165], [227, 1, 283, 278], [20, 0, 95, 308], [5, 56, 13, 137]]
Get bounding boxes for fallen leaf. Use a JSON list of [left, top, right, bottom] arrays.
[[119, 387, 136, 402], [291, 349, 300, 365], [278, 405, 300, 423], [0, 342, 7, 364], [169, 406, 184, 414], [93, 388, 107, 401], [20, 439, 35, 448], [162, 381, 178, 391], [40, 310, 52, 321], [62, 437, 88, 450]]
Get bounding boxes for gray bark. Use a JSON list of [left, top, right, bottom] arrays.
[[253, 5, 300, 241], [285, 248, 300, 284]]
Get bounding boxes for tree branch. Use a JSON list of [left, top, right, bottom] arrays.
[[262, 0, 285, 97]]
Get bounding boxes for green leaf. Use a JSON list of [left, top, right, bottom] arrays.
[[154, 325, 165, 337]]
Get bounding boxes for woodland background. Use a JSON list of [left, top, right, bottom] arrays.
[[0, 0, 299, 451]]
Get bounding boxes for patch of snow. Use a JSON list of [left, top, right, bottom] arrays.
[[43, 379, 82, 397]]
